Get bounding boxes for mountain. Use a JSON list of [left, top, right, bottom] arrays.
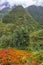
[[0, 1, 11, 18], [0, 6, 43, 51], [0, 1, 10, 10], [2, 6, 41, 33], [0, 4, 18, 18], [26, 5, 43, 26], [0, 6, 10, 18], [0, 7, 10, 18]]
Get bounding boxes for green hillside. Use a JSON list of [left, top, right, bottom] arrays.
[[2, 6, 41, 33], [26, 5, 43, 26], [29, 29, 43, 51], [0, 6, 43, 51], [0, 5, 43, 65]]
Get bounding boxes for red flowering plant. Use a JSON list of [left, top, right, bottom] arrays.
[[0, 48, 39, 65]]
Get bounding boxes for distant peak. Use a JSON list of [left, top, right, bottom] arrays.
[[0, 1, 10, 11], [26, 5, 43, 8]]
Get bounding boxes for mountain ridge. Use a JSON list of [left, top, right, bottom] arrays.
[[2, 6, 41, 32], [26, 5, 43, 25]]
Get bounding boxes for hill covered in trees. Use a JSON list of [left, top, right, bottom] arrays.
[[0, 5, 43, 65], [0, 6, 43, 51], [2, 6, 41, 32], [26, 5, 43, 26]]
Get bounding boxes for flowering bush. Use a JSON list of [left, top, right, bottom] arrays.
[[0, 49, 42, 65]]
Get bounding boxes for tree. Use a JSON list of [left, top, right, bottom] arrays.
[[12, 27, 30, 50]]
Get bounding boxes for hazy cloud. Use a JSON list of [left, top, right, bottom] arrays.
[[0, 0, 43, 7]]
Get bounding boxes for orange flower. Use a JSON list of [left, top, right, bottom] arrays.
[[0, 48, 39, 65]]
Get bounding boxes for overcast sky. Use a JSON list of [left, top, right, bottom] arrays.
[[0, 0, 43, 7]]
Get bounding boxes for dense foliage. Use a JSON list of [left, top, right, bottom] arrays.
[[0, 19, 29, 49], [2, 6, 41, 32], [26, 5, 43, 26], [0, 5, 43, 65]]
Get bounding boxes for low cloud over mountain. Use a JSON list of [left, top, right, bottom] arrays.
[[0, 0, 43, 10]]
